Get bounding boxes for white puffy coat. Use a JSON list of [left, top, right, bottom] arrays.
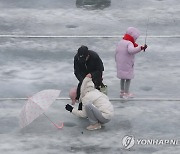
[[72, 77, 114, 120]]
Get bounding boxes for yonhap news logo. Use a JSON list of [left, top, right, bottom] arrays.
[[122, 135, 135, 149], [122, 135, 179, 150]]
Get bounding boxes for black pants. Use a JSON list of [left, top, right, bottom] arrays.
[[76, 76, 102, 100]]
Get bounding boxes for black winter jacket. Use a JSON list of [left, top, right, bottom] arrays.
[[74, 50, 104, 83]]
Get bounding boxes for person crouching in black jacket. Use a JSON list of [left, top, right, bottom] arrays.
[[74, 45, 104, 100]]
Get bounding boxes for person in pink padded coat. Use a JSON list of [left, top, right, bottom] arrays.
[[115, 27, 147, 98]]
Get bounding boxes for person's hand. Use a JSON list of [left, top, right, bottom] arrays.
[[65, 104, 73, 112], [141, 44, 148, 51], [86, 73, 92, 78]]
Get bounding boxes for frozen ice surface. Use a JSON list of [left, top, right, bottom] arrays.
[[0, 0, 180, 153], [0, 100, 180, 154]]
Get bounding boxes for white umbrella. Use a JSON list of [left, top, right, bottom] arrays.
[[19, 89, 63, 129]]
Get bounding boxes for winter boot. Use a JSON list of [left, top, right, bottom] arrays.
[[86, 123, 102, 131]]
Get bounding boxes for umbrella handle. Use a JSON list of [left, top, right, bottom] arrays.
[[54, 122, 64, 129], [43, 113, 64, 129]]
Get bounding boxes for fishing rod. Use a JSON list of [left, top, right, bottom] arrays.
[[144, 17, 149, 51]]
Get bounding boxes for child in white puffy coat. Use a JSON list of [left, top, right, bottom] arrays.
[[65, 75, 114, 130]]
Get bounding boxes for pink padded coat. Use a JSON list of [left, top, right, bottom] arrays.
[[115, 27, 142, 79]]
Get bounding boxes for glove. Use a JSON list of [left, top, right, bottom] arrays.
[[78, 102, 83, 110], [141, 44, 148, 51], [65, 104, 73, 112]]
